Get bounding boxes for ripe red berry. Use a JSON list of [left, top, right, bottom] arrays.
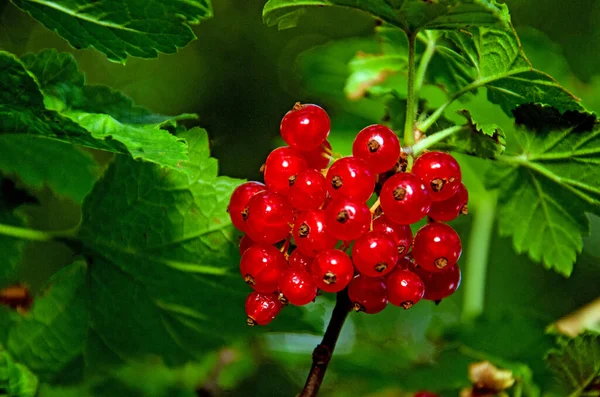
[[245, 191, 294, 244], [263, 147, 308, 196], [352, 231, 398, 277], [288, 249, 313, 272], [280, 103, 330, 151], [412, 151, 462, 202], [386, 268, 425, 309], [278, 268, 318, 306], [245, 292, 283, 326], [412, 263, 461, 301], [352, 124, 400, 174], [380, 172, 431, 225], [292, 210, 338, 257], [228, 181, 266, 232], [412, 223, 462, 272], [300, 140, 332, 170], [324, 198, 371, 241], [348, 275, 388, 314], [289, 169, 327, 211], [311, 249, 354, 293], [240, 245, 287, 293], [414, 392, 440, 397], [326, 157, 375, 202], [372, 214, 413, 256], [239, 235, 256, 255], [428, 183, 468, 222]]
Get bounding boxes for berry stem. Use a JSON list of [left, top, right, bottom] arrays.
[[413, 31, 437, 106], [410, 125, 467, 156], [403, 32, 418, 148], [461, 190, 497, 322], [299, 289, 352, 397], [369, 197, 381, 214], [0, 222, 78, 242], [280, 236, 291, 257]]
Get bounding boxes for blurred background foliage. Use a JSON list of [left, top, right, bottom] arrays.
[[1, 0, 599, 396]]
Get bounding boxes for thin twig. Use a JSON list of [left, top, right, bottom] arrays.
[[298, 289, 352, 397]]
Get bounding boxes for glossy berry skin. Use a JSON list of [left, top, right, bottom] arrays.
[[352, 124, 400, 174], [300, 140, 332, 170], [348, 275, 388, 314], [380, 172, 432, 225], [413, 263, 461, 301], [324, 198, 371, 241], [245, 292, 283, 326], [428, 183, 468, 222], [412, 151, 462, 202], [245, 191, 294, 244], [289, 169, 327, 211], [412, 222, 462, 272], [326, 157, 375, 202], [228, 182, 266, 232], [238, 235, 256, 255], [280, 103, 330, 151], [278, 268, 318, 306], [352, 231, 399, 277], [263, 147, 308, 196], [386, 268, 425, 309], [372, 215, 413, 256], [240, 245, 287, 293], [311, 249, 354, 293], [288, 249, 313, 272], [292, 210, 338, 257]]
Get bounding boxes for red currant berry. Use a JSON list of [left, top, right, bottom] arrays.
[[324, 198, 371, 241], [352, 124, 400, 174], [428, 183, 468, 222], [263, 147, 308, 195], [311, 249, 354, 293], [239, 235, 256, 255], [245, 292, 283, 326], [245, 191, 294, 244], [414, 392, 440, 397], [412, 151, 462, 201], [386, 268, 425, 309], [412, 223, 462, 272], [228, 181, 266, 232], [292, 210, 338, 257], [278, 268, 318, 306], [348, 275, 388, 314], [280, 103, 330, 151], [300, 140, 332, 170], [412, 263, 461, 301], [240, 245, 287, 293], [288, 249, 313, 272], [326, 157, 375, 202], [372, 214, 413, 256], [289, 169, 327, 211], [380, 172, 431, 225], [352, 231, 398, 277]]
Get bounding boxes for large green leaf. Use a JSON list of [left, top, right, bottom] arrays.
[[263, 0, 508, 33], [546, 332, 600, 396], [0, 202, 27, 289], [11, 0, 213, 63], [486, 109, 600, 276], [0, 350, 39, 397]]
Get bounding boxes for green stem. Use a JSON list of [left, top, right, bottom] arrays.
[[461, 191, 497, 322], [410, 125, 466, 156], [403, 32, 418, 147], [413, 32, 436, 97], [0, 223, 78, 242]]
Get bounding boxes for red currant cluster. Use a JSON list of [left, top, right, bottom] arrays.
[[228, 103, 467, 326]]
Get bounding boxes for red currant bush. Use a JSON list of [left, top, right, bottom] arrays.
[[292, 210, 338, 257], [412, 263, 461, 301], [278, 268, 318, 306], [288, 249, 313, 272], [240, 244, 287, 293], [311, 249, 354, 293], [326, 156, 375, 202], [372, 214, 413, 255], [348, 275, 388, 314], [412, 222, 462, 272], [300, 140, 332, 170], [380, 172, 432, 225], [289, 168, 327, 211], [238, 234, 256, 255], [412, 151, 462, 202], [245, 292, 283, 326], [428, 182, 468, 222], [352, 124, 400, 174], [245, 191, 294, 244], [324, 198, 371, 241], [386, 268, 425, 310], [263, 147, 307, 196], [352, 231, 398, 277], [228, 181, 265, 232], [280, 103, 330, 151]]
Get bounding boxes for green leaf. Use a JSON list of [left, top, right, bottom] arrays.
[[446, 25, 584, 115], [263, 0, 508, 34], [0, 135, 99, 203], [5, 261, 88, 382], [344, 52, 406, 100], [0, 200, 26, 289], [486, 109, 600, 275], [0, 350, 39, 397], [546, 332, 600, 396], [11, 0, 213, 63]]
